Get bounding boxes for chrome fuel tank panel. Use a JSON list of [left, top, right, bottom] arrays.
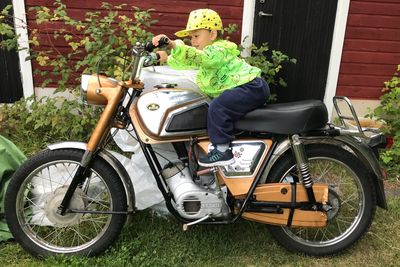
[[137, 89, 209, 137]]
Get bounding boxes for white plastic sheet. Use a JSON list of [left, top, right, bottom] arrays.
[[112, 127, 182, 211]]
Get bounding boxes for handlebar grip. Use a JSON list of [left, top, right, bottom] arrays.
[[158, 37, 170, 47], [145, 37, 170, 52]]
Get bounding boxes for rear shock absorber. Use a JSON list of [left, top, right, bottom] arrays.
[[290, 135, 316, 205]]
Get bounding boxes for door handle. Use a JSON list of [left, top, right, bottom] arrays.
[[258, 11, 273, 17]]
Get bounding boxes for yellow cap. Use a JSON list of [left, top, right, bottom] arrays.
[[175, 9, 223, 37]]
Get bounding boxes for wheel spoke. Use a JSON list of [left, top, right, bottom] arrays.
[[11, 152, 127, 256], [277, 155, 367, 249]]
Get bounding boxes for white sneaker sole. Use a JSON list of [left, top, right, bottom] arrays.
[[198, 158, 235, 167]]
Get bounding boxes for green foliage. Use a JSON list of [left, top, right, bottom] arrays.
[[223, 23, 238, 38], [0, 5, 19, 51], [1, 0, 157, 92], [369, 65, 400, 180], [0, 97, 98, 156], [243, 43, 296, 101]]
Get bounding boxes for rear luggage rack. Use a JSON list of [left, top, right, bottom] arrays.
[[332, 96, 381, 139]]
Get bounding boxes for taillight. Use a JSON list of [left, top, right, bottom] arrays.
[[386, 135, 394, 149]]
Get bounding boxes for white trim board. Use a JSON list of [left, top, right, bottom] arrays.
[[241, 0, 351, 121], [13, 0, 34, 98]]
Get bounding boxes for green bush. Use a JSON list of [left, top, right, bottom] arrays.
[[243, 43, 296, 101], [0, 97, 99, 156], [1, 0, 156, 92], [370, 65, 400, 180]]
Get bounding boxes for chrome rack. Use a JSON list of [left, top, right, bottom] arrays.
[[332, 96, 380, 139]]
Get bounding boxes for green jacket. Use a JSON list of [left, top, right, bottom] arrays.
[[167, 40, 261, 98]]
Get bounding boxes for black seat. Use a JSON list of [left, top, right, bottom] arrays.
[[235, 100, 328, 135]]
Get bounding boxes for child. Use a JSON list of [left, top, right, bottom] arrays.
[[152, 9, 270, 167]]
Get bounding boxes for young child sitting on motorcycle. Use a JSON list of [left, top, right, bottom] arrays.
[[152, 8, 270, 167]]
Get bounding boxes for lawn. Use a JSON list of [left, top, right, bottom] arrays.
[[0, 196, 399, 267]]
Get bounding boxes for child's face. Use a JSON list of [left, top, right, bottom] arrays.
[[189, 29, 217, 50]]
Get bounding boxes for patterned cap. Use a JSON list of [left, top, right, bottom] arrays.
[[175, 9, 223, 37]]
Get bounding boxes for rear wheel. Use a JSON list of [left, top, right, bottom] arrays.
[[5, 149, 127, 257], [266, 144, 376, 256]]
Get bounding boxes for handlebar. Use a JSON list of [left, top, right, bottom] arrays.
[[144, 37, 170, 52], [130, 37, 169, 81]]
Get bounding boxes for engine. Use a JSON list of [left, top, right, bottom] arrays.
[[162, 162, 230, 219]]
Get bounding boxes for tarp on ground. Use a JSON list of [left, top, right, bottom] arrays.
[[0, 135, 26, 241]]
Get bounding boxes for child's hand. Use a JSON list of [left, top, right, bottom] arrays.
[[152, 34, 176, 49], [152, 34, 169, 46], [156, 51, 168, 63]]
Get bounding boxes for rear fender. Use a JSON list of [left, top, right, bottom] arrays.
[[261, 136, 387, 209], [48, 142, 135, 211]]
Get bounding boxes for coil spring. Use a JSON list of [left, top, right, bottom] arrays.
[[298, 163, 313, 188]]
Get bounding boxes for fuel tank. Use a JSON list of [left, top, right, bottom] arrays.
[[135, 88, 209, 138], [140, 66, 198, 91]]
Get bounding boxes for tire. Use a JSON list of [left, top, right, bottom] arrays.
[[5, 149, 127, 257], [266, 144, 376, 256]]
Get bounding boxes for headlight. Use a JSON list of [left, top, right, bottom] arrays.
[[80, 74, 92, 104], [80, 74, 120, 106]]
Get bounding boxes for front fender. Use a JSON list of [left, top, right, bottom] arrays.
[[262, 136, 387, 209], [48, 142, 135, 211]]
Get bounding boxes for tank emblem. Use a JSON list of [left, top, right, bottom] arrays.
[[147, 103, 160, 111]]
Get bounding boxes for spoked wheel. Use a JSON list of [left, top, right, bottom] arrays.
[[5, 149, 127, 257], [266, 144, 376, 256]]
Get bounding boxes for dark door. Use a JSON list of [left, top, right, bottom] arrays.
[[253, 0, 337, 102], [0, 0, 23, 103]]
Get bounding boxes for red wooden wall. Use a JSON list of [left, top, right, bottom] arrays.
[[24, 0, 244, 87], [337, 0, 400, 99]]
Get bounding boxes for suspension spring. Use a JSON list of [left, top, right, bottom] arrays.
[[298, 162, 313, 188]]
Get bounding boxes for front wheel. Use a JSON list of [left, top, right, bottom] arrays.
[[5, 149, 127, 257], [266, 144, 376, 256]]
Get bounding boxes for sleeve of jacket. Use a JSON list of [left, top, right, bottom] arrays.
[[167, 42, 225, 70]]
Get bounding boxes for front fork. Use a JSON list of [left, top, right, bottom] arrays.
[[57, 151, 94, 215], [290, 135, 317, 206]]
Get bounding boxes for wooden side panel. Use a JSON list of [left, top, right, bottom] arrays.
[[338, 0, 400, 99], [242, 183, 329, 227]]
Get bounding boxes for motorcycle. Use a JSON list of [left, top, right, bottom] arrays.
[[5, 38, 388, 257]]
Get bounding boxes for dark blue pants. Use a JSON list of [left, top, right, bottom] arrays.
[[207, 77, 270, 144]]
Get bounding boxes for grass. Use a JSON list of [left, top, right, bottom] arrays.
[[1, 196, 400, 267]]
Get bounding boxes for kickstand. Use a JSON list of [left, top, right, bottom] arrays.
[[182, 214, 211, 231]]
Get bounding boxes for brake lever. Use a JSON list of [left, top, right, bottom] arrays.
[[143, 52, 161, 67]]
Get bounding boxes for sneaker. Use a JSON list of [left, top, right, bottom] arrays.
[[198, 147, 235, 167]]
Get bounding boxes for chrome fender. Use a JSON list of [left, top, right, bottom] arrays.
[[261, 136, 387, 209], [48, 141, 135, 211]]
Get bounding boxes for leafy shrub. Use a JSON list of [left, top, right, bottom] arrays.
[[0, 97, 99, 156], [243, 43, 296, 101], [370, 65, 400, 180], [1, 0, 156, 92]]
